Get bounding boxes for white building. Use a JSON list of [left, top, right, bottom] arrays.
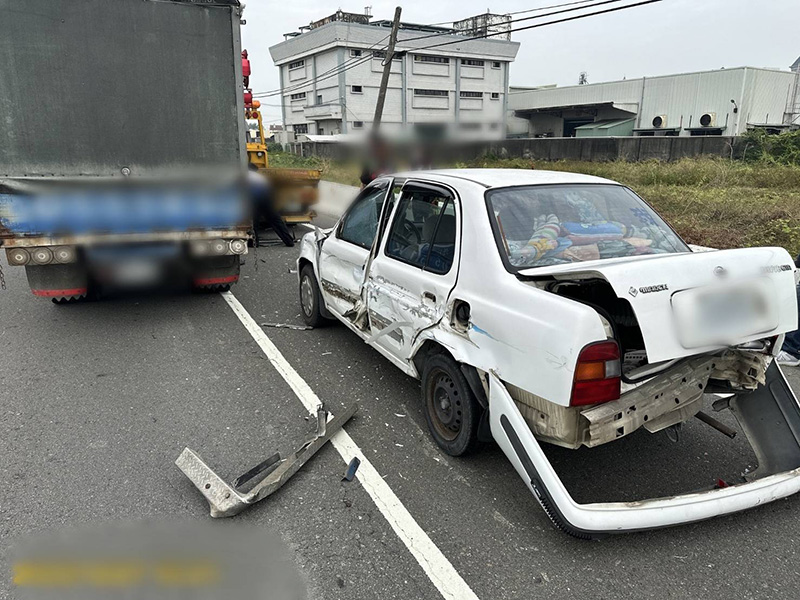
[[268, 11, 519, 139], [508, 62, 800, 138]]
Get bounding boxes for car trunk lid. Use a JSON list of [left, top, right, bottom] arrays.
[[520, 247, 798, 363]]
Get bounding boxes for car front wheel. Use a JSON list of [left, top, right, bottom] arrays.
[[421, 353, 482, 456], [299, 264, 327, 327]]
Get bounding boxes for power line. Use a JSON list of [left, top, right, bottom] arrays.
[[415, 0, 664, 51], [255, 1, 615, 97], [255, 1, 624, 99], [423, 0, 601, 26], [253, 53, 375, 99], [401, 0, 626, 43], [252, 32, 391, 98], [253, 53, 370, 98], [255, 0, 664, 104]]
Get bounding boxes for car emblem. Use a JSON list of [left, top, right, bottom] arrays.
[[628, 287, 639, 298], [714, 266, 727, 277]]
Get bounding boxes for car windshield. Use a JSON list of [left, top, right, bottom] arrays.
[[486, 184, 689, 269]]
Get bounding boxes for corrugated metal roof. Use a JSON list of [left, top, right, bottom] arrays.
[[575, 118, 635, 131], [513, 101, 638, 115]]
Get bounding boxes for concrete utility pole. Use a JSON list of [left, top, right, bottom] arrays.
[[372, 6, 402, 130]]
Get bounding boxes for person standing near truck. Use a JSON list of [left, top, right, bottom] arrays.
[[248, 164, 294, 247]]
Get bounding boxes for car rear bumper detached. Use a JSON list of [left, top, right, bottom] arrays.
[[489, 363, 800, 538]]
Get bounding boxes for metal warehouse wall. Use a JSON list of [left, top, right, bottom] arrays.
[[510, 67, 800, 136]]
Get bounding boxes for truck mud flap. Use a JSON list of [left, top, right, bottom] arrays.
[[25, 263, 88, 299], [488, 366, 800, 538]]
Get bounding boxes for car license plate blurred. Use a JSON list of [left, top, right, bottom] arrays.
[[112, 260, 161, 285], [672, 279, 778, 348]]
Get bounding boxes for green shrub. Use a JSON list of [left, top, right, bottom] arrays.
[[739, 129, 800, 165]]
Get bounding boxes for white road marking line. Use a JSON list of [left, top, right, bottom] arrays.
[[220, 291, 480, 600], [298, 223, 315, 231]]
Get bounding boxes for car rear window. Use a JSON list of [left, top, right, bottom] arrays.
[[486, 184, 688, 269]]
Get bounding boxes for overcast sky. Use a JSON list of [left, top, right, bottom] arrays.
[[242, 0, 799, 123]]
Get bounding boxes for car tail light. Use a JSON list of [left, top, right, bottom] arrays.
[[570, 341, 621, 406]]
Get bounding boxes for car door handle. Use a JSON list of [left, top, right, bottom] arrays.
[[422, 291, 436, 303]]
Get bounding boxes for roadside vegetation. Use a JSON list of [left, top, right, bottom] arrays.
[[268, 132, 800, 257]]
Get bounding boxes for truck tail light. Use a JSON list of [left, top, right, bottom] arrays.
[[571, 341, 621, 406], [31, 247, 54, 265], [53, 246, 76, 264], [7, 248, 30, 266], [210, 240, 228, 255], [228, 239, 247, 255]]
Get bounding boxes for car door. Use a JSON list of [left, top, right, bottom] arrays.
[[318, 180, 391, 317], [366, 181, 460, 360]]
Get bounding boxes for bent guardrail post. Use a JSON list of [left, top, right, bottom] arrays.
[[176, 404, 358, 518]]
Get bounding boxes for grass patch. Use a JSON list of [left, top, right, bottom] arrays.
[[269, 150, 800, 257], [268, 152, 361, 187]]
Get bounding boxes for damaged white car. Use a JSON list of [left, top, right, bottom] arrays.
[[297, 169, 800, 537]]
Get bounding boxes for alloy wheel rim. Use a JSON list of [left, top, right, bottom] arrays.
[[300, 276, 314, 316]]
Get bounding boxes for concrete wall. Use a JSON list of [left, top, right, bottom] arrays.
[[288, 135, 741, 163]]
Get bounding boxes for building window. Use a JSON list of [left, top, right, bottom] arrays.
[[491, 61, 501, 69], [288, 60, 305, 70], [372, 50, 400, 61], [294, 124, 308, 134], [460, 91, 482, 98], [414, 55, 450, 64], [490, 92, 500, 100], [353, 121, 364, 129], [290, 92, 306, 101], [462, 59, 484, 67], [316, 94, 322, 105], [414, 89, 448, 97], [350, 49, 362, 58], [351, 85, 363, 94]]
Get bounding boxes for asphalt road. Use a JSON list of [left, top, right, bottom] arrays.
[[3, 225, 800, 600]]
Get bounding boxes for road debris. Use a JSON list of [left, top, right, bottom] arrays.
[[261, 322, 313, 331], [342, 457, 361, 482], [176, 403, 358, 517]]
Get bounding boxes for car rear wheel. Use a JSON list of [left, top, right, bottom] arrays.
[[299, 264, 327, 328], [421, 353, 481, 456]]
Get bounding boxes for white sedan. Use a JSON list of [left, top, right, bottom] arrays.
[[298, 169, 800, 537]]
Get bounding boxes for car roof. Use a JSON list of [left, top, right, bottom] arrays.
[[389, 168, 618, 189]]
